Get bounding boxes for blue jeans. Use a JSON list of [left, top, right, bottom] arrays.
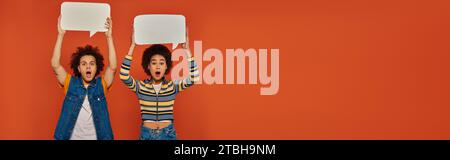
[[140, 124, 177, 140]]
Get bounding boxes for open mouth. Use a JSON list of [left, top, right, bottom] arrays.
[[86, 71, 92, 78], [155, 71, 161, 77]]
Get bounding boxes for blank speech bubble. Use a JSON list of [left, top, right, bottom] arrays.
[[134, 14, 186, 49], [61, 2, 110, 37]]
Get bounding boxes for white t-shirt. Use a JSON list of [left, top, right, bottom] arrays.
[[70, 95, 97, 140], [153, 83, 162, 95]]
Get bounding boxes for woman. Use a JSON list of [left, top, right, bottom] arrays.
[[120, 29, 199, 140]]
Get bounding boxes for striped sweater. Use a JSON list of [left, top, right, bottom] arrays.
[[120, 55, 199, 122]]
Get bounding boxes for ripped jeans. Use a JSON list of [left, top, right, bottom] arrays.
[[140, 124, 177, 140]]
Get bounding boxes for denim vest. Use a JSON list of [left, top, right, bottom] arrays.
[[54, 76, 114, 140]]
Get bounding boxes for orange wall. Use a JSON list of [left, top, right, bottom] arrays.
[[1, 0, 450, 140]]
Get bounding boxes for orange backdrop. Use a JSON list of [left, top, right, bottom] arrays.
[[1, 0, 450, 140]]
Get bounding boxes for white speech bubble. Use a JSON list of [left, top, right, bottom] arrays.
[[61, 2, 110, 37], [134, 14, 186, 49]]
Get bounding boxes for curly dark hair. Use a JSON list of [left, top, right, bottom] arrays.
[[70, 45, 104, 77], [141, 44, 172, 76]]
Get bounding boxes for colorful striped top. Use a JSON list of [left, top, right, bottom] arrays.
[[119, 55, 199, 123]]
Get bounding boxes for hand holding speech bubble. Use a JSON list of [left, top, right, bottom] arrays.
[[134, 14, 186, 49], [61, 2, 110, 37]]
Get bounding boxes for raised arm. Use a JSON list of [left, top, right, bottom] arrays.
[[175, 28, 200, 92], [103, 17, 117, 88], [51, 16, 68, 86], [119, 30, 139, 93]]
